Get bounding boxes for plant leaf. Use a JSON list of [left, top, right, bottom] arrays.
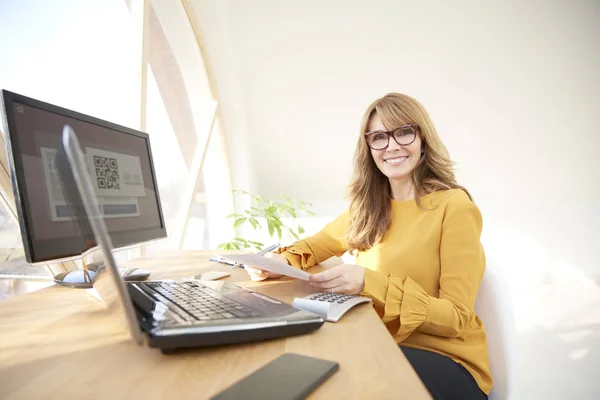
[[271, 216, 283, 227], [219, 242, 239, 250], [301, 209, 316, 216], [226, 213, 243, 219], [233, 217, 247, 228], [265, 205, 278, 216], [249, 217, 259, 229], [247, 240, 264, 247], [267, 219, 274, 237], [297, 225, 305, 234], [279, 204, 296, 218], [289, 229, 299, 240]]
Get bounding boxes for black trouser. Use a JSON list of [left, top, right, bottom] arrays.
[[400, 346, 488, 400]]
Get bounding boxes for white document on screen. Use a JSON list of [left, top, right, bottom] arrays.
[[41, 146, 142, 221], [221, 254, 310, 281]]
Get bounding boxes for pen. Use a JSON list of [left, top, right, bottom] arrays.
[[256, 242, 281, 256], [208, 256, 238, 266]]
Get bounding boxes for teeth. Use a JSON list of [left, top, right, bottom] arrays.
[[385, 157, 408, 165]]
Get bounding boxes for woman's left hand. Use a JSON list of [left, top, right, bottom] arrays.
[[308, 264, 366, 294]]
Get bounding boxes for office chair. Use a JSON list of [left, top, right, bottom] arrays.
[[475, 260, 516, 400]]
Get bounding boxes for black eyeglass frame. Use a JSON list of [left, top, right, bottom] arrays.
[[364, 123, 420, 150]]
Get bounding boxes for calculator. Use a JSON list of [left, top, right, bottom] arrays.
[[292, 293, 372, 322]]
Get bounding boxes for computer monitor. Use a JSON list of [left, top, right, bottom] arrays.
[[0, 90, 167, 281]]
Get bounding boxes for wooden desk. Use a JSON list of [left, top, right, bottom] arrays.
[[0, 251, 430, 399]]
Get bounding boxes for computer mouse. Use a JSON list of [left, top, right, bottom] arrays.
[[119, 268, 151, 281]]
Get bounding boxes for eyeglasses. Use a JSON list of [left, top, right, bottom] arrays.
[[364, 124, 419, 150]]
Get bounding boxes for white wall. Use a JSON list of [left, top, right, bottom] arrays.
[[194, 0, 600, 280]]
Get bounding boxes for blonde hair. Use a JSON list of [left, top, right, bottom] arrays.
[[347, 93, 470, 251]]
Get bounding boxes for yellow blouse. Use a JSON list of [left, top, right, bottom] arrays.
[[276, 189, 492, 395]]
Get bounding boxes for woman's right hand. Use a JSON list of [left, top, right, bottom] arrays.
[[244, 252, 286, 281]]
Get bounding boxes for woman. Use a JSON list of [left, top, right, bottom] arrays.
[[246, 93, 491, 399]]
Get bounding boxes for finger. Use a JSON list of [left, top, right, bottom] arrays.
[[309, 267, 343, 283], [245, 266, 266, 277], [245, 266, 266, 274], [247, 269, 267, 278], [248, 269, 267, 276], [247, 269, 268, 280], [325, 284, 347, 294]]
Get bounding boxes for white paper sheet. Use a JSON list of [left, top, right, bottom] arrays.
[[221, 254, 310, 281]]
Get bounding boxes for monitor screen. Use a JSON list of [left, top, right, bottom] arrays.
[[1, 90, 167, 263]]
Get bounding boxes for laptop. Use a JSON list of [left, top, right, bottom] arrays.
[[55, 124, 324, 353]]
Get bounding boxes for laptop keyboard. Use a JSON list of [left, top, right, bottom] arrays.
[[142, 281, 262, 321]]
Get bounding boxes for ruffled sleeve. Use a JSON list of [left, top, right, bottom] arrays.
[[276, 210, 350, 270]]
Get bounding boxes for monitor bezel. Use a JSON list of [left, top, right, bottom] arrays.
[[1, 90, 168, 263]]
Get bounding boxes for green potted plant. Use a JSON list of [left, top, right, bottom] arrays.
[[217, 191, 314, 251]]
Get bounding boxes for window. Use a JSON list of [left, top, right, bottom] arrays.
[[0, 0, 139, 128], [144, 1, 233, 253], [0, 0, 233, 285], [0, 0, 140, 276]]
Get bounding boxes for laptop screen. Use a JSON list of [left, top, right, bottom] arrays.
[[57, 126, 143, 344]]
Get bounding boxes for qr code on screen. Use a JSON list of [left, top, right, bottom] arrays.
[[93, 156, 120, 190]]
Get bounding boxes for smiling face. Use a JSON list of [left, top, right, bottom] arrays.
[[367, 113, 423, 184]]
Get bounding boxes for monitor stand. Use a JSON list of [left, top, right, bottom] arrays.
[[53, 259, 150, 289], [53, 258, 96, 289]]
